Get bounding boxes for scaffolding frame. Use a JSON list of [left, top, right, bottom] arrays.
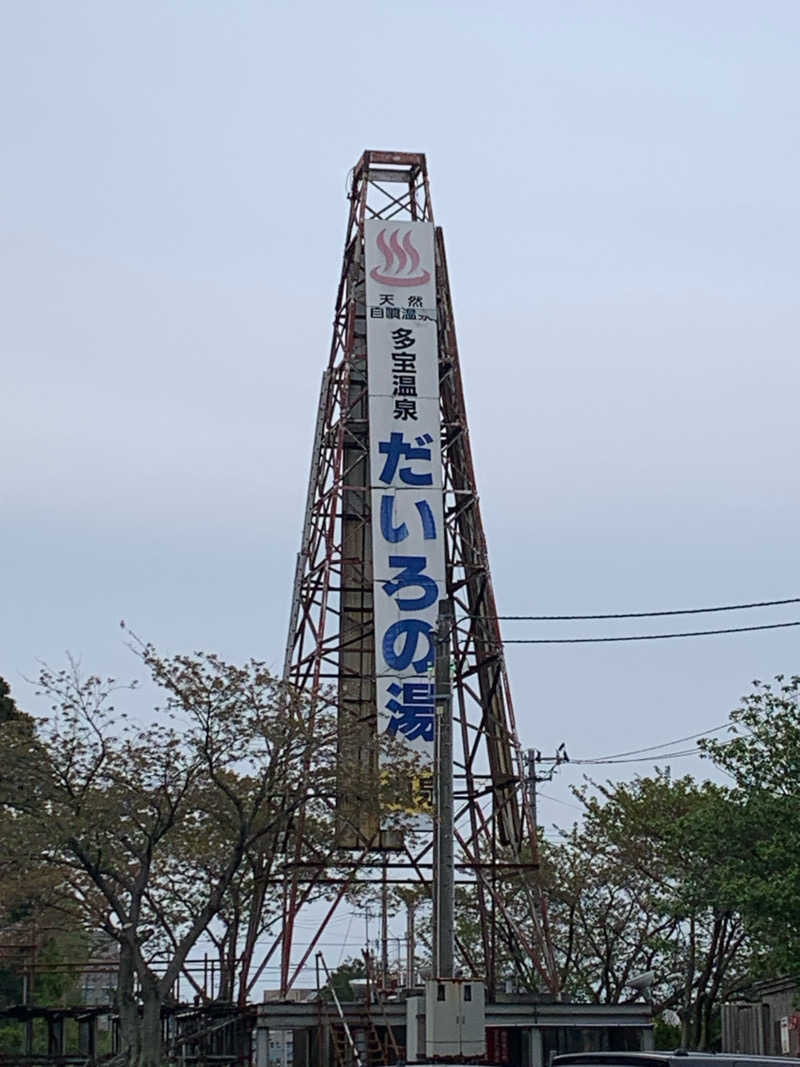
[[279, 151, 558, 999]]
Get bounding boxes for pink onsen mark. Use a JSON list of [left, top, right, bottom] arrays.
[[370, 227, 431, 287]]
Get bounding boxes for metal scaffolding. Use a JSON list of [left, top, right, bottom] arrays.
[[278, 150, 559, 999]]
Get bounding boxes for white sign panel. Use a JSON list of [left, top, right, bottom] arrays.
[[365, 220, 445, 774]]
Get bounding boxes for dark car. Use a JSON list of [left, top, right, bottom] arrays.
[[554, 1054, 800, 1067]]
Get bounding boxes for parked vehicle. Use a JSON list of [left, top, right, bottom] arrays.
[[554, 1052, 800, 1067]]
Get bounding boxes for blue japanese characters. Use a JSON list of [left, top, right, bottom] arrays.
[[365, 220, 445, 773]]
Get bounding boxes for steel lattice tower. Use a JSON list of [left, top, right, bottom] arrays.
[[277, 151, 558, 999]]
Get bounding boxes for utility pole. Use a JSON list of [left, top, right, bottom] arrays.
[[433, 599, 455, 979], [526, 744, 569, 835], [381, 859, 389, 988], [525, 749, 539, 833], [406, 899, 416, 988], [364, 904, 373, 962]]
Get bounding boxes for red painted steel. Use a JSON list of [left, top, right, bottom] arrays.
[[272, 152, 558, 998]]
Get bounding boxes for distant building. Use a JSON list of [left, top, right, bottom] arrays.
[[722, 977, 800, 1056], [79, 935, 119, 1007], [262, 988, 318, 1067]]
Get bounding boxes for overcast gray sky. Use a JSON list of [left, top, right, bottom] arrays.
[[3, 1, 799, 846]]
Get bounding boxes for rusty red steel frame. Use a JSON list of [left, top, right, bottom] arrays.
[[276, 151, 559, 998]]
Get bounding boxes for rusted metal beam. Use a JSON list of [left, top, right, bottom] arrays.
[[278, 151, 556, 998]]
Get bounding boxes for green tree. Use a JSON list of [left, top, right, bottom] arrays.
[[321, 956, 367, 1003], [0, 649, 341, 1067], [0, 645, 419, 1067], [0, 676, 21, 723], [562, 773, 757, 1048], [0, 676, 86, 1029], [700, 674, 800, 974], [453, 773, 758, 1048]]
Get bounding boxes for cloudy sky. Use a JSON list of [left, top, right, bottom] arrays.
[[2, 1, 799, 953]]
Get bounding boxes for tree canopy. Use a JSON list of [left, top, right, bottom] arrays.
[[0, 645, 412, 1067], [3, 650, 798, 1061], [699, 674, 800, 974], [453, 684, 800, 1053], [0, 677, 19, 724]]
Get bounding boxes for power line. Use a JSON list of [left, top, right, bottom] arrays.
[[573, 735, 740, 766], [536, 790, 584, 812], [486, 595, 800, 622], [571, 747, 703, 765], [576, 722, 731, 762], [503, 620, 800, 644]]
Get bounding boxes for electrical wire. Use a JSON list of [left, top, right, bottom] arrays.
[[503, 619, 800, 643], [337, 911, 355, 966], [574, 722, 731, 762], [536, 791, 584, 812], [572, 735, 741, 765], [571, 747, 702, 765], [485, 595, 800, 622]]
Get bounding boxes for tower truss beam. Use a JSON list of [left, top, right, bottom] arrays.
[[278, 151, 558, 998]]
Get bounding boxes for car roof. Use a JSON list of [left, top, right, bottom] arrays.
[[553, 1056, 800, 1066]]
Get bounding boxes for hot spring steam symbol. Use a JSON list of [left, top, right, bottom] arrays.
[[370, 228, 431, 287]]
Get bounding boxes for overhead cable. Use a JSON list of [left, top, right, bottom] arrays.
[[503, 620, 800, 644], [570, 747, 703, 765], [487, 595, 800, 622], [576, 722, 731, 762], [536, 790, 584, 812]]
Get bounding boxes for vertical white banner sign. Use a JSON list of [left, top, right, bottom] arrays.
[[365, 220, 444, 805]]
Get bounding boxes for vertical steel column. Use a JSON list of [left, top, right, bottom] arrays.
[[381, 859, 389, 987], [434, 599, 455, 979], [526, 749, 539, 836], [406, 900, 416, 988]]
